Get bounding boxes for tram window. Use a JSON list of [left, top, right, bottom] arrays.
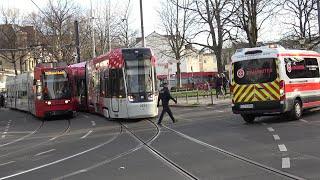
[[107, 69, 125, 98]]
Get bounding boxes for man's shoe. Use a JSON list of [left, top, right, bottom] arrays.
[[157, 123, 162, 126]]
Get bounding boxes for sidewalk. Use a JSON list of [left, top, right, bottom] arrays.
[[170, 94, 232, 107]]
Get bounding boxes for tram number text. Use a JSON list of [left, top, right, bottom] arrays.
[[140, 104, 147, 108]]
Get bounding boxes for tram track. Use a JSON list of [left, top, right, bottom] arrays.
[[0, 116, 70, 159], [0, 124, 123, 180], [54, 118, 164, 179], [0, 113, 44, 148], [122, 119, 198, 180], [163, 125, 306, 180]]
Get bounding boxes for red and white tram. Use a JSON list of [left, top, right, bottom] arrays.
[[67, 62, 87, 111], [86, 48, 158, 119], [6, 64, 76, 118]]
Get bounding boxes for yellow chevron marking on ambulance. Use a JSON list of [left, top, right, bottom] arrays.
[[238, 85, 254, 102], [243, 90, 255, 102], [234, 85, 247, 101]]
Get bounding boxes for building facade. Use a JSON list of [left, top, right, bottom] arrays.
[[135, 32, 217, 80]]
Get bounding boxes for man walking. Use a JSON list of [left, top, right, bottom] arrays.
[[157, 82, 177, 125], [215, 74, 224, 99], [0, 93, 4, 108]]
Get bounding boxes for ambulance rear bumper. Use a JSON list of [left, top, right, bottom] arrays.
[[232, 100, 287, 115]]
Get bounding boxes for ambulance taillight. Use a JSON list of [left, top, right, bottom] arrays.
[[280, 80, 286, 103]]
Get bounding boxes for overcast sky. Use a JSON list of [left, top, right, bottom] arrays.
[[1, 0, 162, 35], [1, 0, 283, 43]]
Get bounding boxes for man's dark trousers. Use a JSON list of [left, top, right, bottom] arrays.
[[158, 106, 175, 124]]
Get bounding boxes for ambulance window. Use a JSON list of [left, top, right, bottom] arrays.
[[285, 58, 319, 78], [233, 58, 277, 84]]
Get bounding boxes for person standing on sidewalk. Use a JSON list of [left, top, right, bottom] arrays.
[[157, 82, 177, 125], [215, 74, 224, 99], [221, 73, 229, 95]]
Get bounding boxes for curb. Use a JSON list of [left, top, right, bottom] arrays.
[[170, 102, 231, 108]]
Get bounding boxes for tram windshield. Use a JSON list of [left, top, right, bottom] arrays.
[[43, 70, 71, 100], [123, 49, 153, 95], [126, 60, 152, 94]]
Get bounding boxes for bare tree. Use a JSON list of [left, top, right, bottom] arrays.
[[28, 0, 79, 64], [159, 0, 196, 87], [182, 0, 236, 73], [232, 0, 280, 47], [282, 0, 318, 49], [0, 8, 29, 75]]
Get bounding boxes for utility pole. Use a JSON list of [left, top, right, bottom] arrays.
[[139, 0, 146, 47], [90, 0, 96, 57], [318, 0, 320, 35], [74, 20, 81, 63], [108, 0, 111, 51]]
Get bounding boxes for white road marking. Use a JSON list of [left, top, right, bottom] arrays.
[[3, 132, 7, 134], [300, 119, 308, 123], [261, 123, 267, 125], [273, 135, 280, 140], [49, 137, 57, 141], [0, 134, 119, 180], [278, 144, 287, 152], [91, 121, 96, 126], [84, 115, 89, 118], [282, 157, 290, 168], [1, 135, 5, 138], [267, 127, 275, 132], [81, 130, 93, 139], [34, 149, 56, 157], [162, 125, 306, 180], [0, 161, 15, 167]]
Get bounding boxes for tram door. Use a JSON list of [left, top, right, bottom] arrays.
[[109, 69, 121, 112]]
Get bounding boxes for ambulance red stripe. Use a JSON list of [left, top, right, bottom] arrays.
[[303, 101, 320, 108], [286, 83, 320, 93], [277, 53, 320, 57]]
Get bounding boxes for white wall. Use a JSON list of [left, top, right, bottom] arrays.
[[135, 32, 218, 76]]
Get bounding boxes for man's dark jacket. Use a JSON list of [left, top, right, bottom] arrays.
[[157, 87, 177, 107]]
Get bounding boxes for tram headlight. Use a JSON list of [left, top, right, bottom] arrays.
[[147, 94, 153, 100], [46, 101, 52, 105], [128, 95, 134, 102], [65, 100, 70, 104]]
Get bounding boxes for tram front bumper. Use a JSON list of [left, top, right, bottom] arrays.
[[126, 103, 158, 119]]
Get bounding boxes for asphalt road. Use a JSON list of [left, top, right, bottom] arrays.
[[0, 105, 320, 180]]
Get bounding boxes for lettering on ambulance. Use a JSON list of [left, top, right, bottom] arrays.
[[284, 57, 320, 106], [233, 58, 280, 103]]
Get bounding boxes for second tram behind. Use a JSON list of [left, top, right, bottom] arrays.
[[6, 64, 75, 118], [86, 48, 158, 119]]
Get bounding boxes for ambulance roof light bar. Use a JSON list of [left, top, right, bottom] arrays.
[[235, 44, 285, 53]]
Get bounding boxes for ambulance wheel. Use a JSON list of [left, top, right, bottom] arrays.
[[241, 114, 255, 123], [290, 100, 302, 120]]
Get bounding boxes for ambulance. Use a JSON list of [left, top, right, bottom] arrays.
[[230, 45, 320, 123]]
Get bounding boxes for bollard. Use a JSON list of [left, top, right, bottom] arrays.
[[210, 90, 214, 105], [186, 92, 188, 104], [197, 90, 199, 104]]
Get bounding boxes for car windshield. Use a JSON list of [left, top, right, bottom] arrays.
[[43, 70, 71, 100], [233, 58, 277, 84]]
